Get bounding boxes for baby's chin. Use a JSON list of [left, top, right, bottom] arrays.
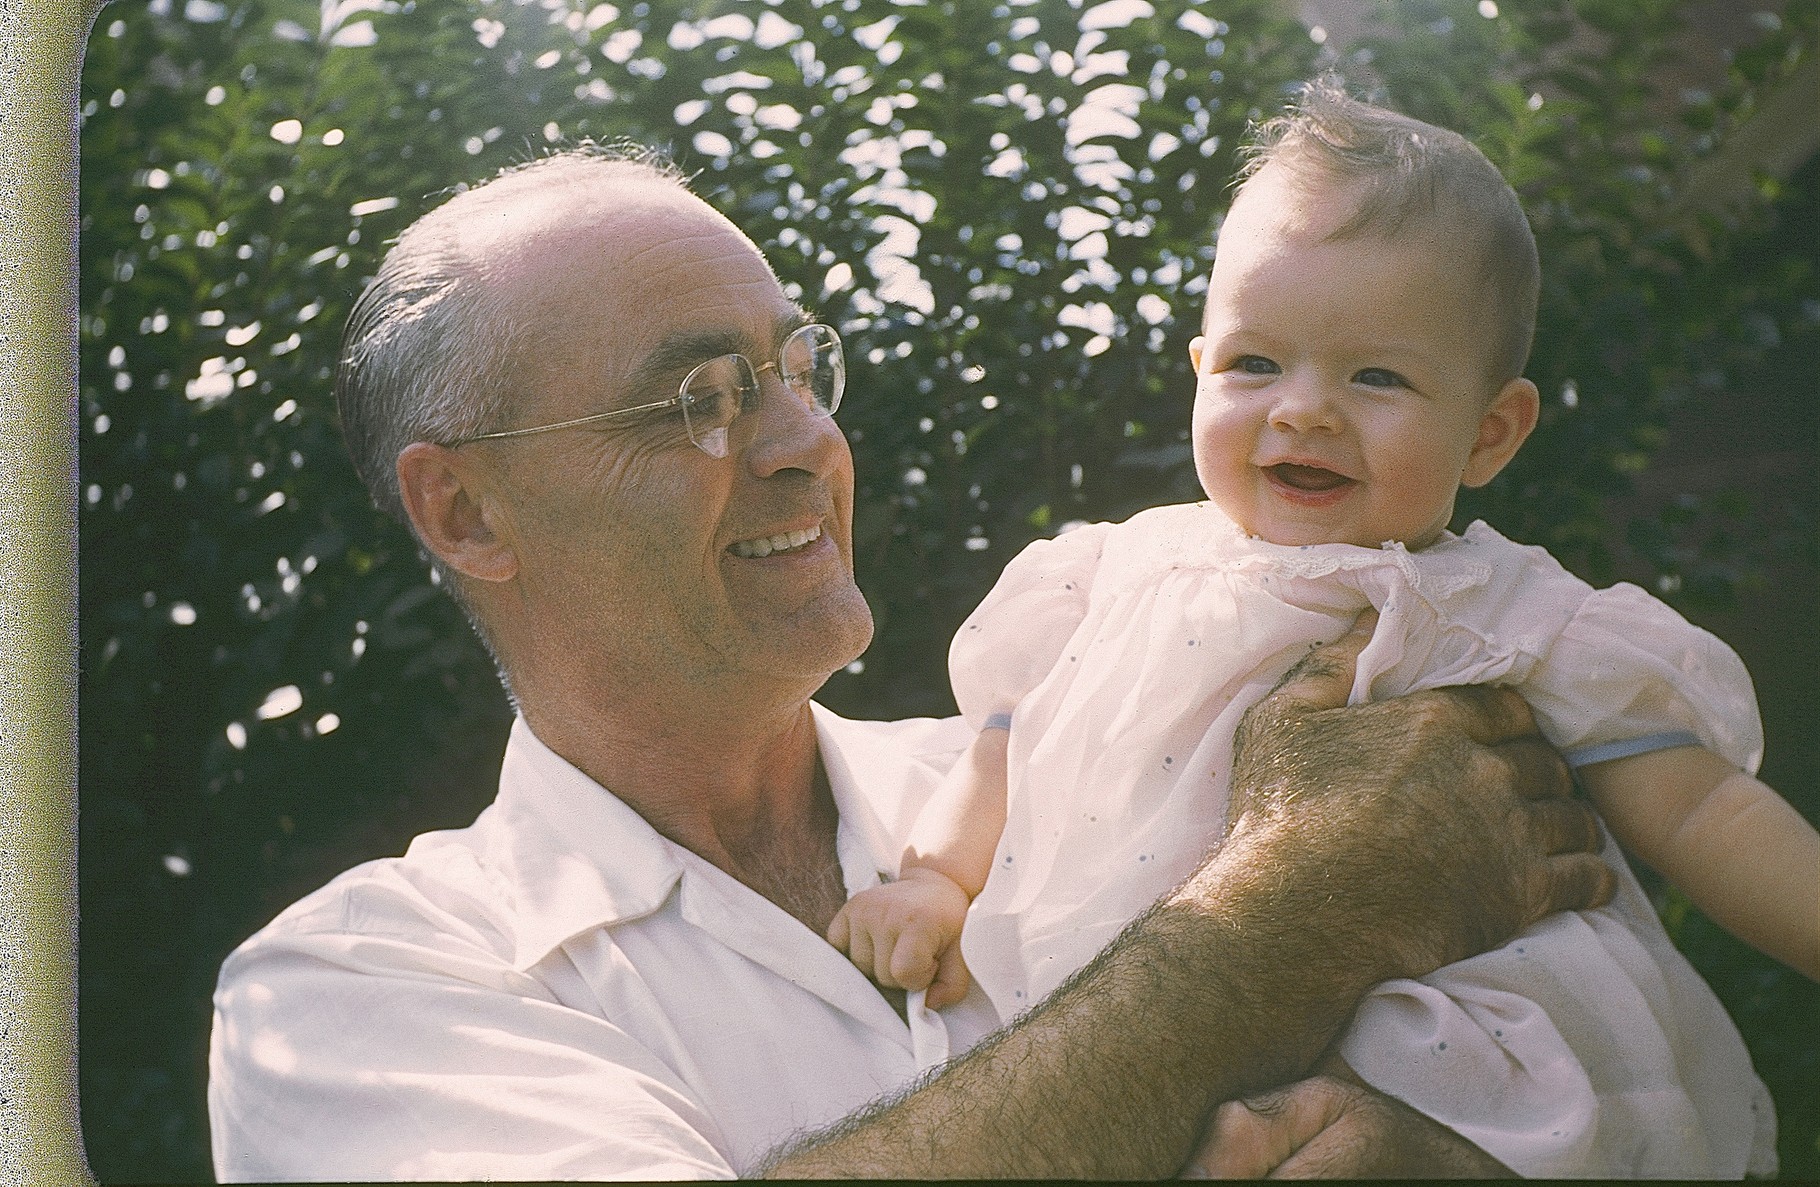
[[1232, 520, 1444, 551]]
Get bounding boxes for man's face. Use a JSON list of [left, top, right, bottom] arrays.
[[472, 182, 873, 698]]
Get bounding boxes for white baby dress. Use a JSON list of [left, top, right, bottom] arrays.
[[944, 501, 1775, 1178]]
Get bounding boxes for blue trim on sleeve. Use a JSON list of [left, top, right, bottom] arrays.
[[1564, 731, 1701, 769], [981, 712, 1013, 732]]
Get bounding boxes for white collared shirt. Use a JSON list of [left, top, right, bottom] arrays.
[[207, 707, 996, 1182]]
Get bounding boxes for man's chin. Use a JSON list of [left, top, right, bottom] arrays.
[[737, 590, 874, 687], [804, 592, 875, 673]]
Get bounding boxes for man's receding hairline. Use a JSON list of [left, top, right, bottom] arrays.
[[436, 171, 746, 375], [446, 171, 717, 271], [393, 146, 702, 290]]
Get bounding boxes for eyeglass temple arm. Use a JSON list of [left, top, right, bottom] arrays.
[[452, 396, 682, 444]]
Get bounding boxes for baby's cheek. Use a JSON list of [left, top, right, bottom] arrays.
[[1371, 457, 1463, 544], [1189, 429, 1236, 505], [1191, 391, 1248, 472]]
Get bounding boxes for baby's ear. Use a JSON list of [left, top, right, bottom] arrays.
[[1461, 377, 1540, 488]]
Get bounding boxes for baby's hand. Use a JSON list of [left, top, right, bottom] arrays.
[[826, 866, 974, 1009]]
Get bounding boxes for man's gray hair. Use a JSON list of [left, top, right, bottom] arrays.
[[335, 143, 687, 526], [1233, 77, 1541, 384], [332, 144, 687, 670]]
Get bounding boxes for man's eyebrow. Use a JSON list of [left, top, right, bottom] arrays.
[[622, 308, 815, 396], [624, 330, 746, 395]]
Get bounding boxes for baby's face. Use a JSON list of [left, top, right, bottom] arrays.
[[1190, 166, 1536, 550]]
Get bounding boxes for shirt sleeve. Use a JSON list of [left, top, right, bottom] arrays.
[[947, 522, 1110, 728], [208, 922, 737, 1182]]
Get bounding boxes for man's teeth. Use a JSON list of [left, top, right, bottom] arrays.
[[730, 525, 822, 558]]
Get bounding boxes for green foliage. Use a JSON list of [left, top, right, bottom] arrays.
[[1342, 0, 1818, 604], [78, 0, 1816, 1179]]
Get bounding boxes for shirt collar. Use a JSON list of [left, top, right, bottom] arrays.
[[488, 708, 969, 972], [812, 703, 900, 895], [488, 718, 687, 970], [812, 702, 975, 879]]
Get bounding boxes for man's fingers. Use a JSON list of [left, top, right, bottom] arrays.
[[1490, 735, 1574, 803], [1268, 1125, 1354, 1179], [1182, 1081, 1350, 1179], [1529, 852, 1618, 921], [1261, 1083, 1513, 1179], [1184, 1096, 1311, 1179], [1277, 609, 1376, 707], [1246, 610, 1378, 734], [1524, 796, 1603, 855], [1181, 1099, 1282, 1178], [825, 907, 850, 952], [1425, 683, 1542, 747]]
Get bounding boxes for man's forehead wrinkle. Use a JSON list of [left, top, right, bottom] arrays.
[[616, 238, 788, 331], [620, 223, 762, 271]]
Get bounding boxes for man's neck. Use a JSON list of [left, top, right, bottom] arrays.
[[693, 759, 850, 938], [519, 692, 849, 935]]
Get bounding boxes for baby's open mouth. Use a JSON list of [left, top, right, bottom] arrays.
[[1267, 463, 1354, 492]]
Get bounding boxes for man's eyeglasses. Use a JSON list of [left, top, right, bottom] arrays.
[[449, 323, 845, 458]]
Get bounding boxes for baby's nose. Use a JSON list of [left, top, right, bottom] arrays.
[[1267, 378, 1341, 432]]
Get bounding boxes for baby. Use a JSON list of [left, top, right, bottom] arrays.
[[830, 81, 1816, 1177]]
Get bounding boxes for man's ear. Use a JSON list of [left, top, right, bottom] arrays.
[[395, 441, 519, 582], [1461, 377, 1540, 489]]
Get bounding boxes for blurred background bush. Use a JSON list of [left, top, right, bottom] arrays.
[[77, 0, 1816, 1179]]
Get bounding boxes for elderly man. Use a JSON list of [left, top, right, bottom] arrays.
[[207, 148, 1618, 1180]]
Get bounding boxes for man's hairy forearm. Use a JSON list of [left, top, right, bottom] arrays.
[[763, 845, 1376, 1179]]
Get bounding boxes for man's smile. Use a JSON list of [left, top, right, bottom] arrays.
[[728, 523, 824, 558]]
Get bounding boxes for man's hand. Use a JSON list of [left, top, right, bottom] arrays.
[[1218, 610, 1616, 990], [1183, 1076, 1512, 1179]]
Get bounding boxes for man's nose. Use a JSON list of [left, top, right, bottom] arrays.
[[740, 369, 845, 479]]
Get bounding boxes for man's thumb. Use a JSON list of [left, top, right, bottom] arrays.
[[1183, 1083, 1347, 1178], [1262, 608, 1376, 717]]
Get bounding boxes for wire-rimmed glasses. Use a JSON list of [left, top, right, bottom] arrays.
[[449, 323, 845, 458]]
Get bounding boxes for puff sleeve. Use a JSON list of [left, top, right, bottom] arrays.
[[1523, 580, 1763, 773], [947, 522, 1111, 729]]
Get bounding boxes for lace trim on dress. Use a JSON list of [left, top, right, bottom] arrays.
[[1126, 503, 1501, 605], [1228, 535, 1497, 602]]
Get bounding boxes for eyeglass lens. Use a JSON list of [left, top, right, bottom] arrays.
[[679, 324, 844, 458]]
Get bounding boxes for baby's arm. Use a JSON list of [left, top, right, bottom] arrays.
[[1579, 744, 1820, 980], [827, 726, 1010, 1008]]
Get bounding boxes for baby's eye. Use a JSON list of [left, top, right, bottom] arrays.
[[1353, 368, 1410, 389], [1230, 355, 1280, 376]]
